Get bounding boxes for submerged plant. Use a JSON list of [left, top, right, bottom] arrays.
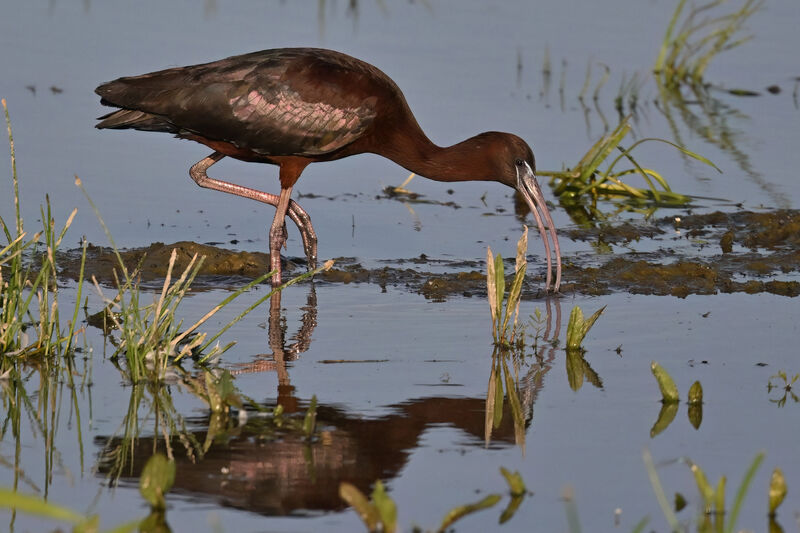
[[654, 0, 763, 88], [487, 227, 529, 348]]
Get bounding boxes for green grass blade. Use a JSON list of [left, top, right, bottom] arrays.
[[725, 452, 764, 533]]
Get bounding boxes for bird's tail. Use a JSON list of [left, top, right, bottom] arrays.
[[95, 108, 177, 133]]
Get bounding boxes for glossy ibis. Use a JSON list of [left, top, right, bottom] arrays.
[[96, 48, 561, 290]]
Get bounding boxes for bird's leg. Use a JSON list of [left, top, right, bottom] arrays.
[[269, 186, 294, 285], [189, 153, 318, 269]]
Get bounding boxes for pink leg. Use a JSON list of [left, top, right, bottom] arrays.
[[189, 152, 317, 269], [268, 187, 294, 284]]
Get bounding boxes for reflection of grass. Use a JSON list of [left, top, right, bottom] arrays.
[[654, 0, 763, 88], [341, 468, 527, 533]]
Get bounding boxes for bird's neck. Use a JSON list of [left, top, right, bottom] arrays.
[[379, 128, 492, 184]]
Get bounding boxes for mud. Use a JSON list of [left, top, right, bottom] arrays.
[[58, 209, 800, 299]]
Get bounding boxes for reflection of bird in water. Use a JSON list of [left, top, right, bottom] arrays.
[[95, 48, 561, 289], [230, 288, 318, 412]]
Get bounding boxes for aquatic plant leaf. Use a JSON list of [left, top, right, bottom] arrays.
[[0, 489, 85, 523], [566, 305, 605, 350], [515, 226, 528, 274], [437, 494, 502, 533], [502, 263, 526, 338], [339, 482, 380, 532], [500, 467, 526, 497], [688, 380, 703, 404], [768, 467, 787, 515], [650, 401, 679, 438], [139, 454, 176, 510], [371, 481, 397, 533], [651, 361, 680, 403], [494, 254, 505, 327], [487, 247, 498, 338]]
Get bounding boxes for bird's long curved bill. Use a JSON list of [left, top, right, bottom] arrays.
[[517, 165, 561, 292]]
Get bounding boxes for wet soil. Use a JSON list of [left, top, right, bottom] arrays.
[[59, 209, 800, 299]]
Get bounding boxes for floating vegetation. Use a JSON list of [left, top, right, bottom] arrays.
[[767, 370, 799, 407], [654, 0, 764, 88], [487, 227, 528, 348]]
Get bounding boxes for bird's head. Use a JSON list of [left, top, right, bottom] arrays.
[[482, 132, 562, 292]]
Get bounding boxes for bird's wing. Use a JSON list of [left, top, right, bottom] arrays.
[[96, 50, 378, 156]]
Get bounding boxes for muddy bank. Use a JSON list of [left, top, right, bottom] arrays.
[[58, 210, 800, 299]]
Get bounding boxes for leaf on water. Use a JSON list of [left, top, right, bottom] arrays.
[[768, 467, 786, 515], [139, 454, 176, 510], [651, 361, 680, 403], [437, 494, 502, 533]]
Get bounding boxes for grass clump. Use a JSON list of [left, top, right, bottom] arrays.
[[540, 117, 719, 208], [654, 0, 763, 88], [487, 227, 528, 348], [1, 99, 87, 360]]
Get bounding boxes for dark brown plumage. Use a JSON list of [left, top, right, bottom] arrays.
[[96, 48, 561, 290]]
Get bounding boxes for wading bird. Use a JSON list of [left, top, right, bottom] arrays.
[[96, 48, 561, 290]]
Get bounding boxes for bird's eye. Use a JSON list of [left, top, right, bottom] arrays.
[[514, 158, 524, 167]]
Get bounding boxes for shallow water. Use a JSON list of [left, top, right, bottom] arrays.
[[2, 1, 800, 532]]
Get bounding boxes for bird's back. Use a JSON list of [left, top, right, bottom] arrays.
[[96, 48, 403, 159]]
